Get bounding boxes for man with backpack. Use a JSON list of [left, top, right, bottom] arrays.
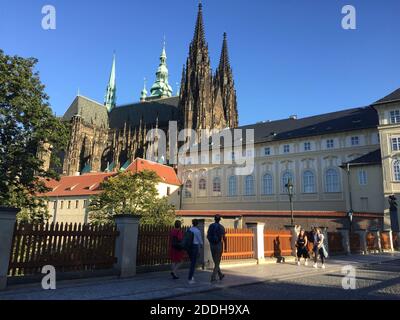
[[207, 214, 227, 282]]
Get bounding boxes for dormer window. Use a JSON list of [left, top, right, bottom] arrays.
[[390, 110, 400, 124]]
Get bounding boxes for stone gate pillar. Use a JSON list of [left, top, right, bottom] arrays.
[[0, 207, 19, 290]]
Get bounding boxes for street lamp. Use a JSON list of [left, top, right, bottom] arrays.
[[347, 210, 353, 232], [285, 178, 294, 226]]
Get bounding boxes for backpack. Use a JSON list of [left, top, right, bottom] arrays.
[[181, 229, 194, 252], [207, 223, 223, 245]]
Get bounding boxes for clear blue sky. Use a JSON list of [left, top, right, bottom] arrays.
[[1, 0, 400, 125]]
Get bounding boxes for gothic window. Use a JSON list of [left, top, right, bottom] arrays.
[[228, 176, 237, 196], [392, 137, 400, 151], [262, 173, 273, 195], [244, 175, 255, 196], [325, 168, 340, 193], [303, 170, 315, 193]]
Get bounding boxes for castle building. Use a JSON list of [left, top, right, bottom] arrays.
[[59, 3, 239, 176]]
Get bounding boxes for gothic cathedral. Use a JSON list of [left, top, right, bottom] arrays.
[[60, 3, 239, 176]]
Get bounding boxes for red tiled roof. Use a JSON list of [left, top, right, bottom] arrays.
[[126, 158, 181, 186], [40, 158, 181, 198], [40, 172, 115, 197], [176, 210, 383, 219]]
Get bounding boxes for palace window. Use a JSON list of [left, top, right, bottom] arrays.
[[184, 180, 192, 198], [244, 175, 255, 196], [358, 169, 367, 185], [304, 142, 311, 151], [60, 201, 64, 209], [325, 168, 340, 193], [262, 173, 273, 195], [351, 136, 360, 146], [303, 171, 316, 193], [390, 110, 400, 124], [281, 171, 294, 193], [392, 137, 400, 151], [199, 178, 207, 190], [393, 161, 400, 181], [213, 177, 221, 193], [264, 147, 271, 156], [75, 200, 79, 209], [228, 176, 237, 196], [326, 139, 334, 149], [283, 145, 290, 154]]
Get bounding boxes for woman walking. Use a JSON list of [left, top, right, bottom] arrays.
[[170, 220, 185, 279], [296, 229, 309, 266], [313, 228, 327, 269]]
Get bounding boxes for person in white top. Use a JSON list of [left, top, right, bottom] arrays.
[[188, 219, 203, 284], [313, 227, 326, 269]]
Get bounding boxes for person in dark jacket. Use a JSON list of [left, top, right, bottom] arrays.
[[207, 214, 227, 282]]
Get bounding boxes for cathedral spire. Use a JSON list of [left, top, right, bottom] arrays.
[[149, 40, 173, 99], [218, 32, 231, 75], [104, 53, 116, 112], [192, 3, 206, 50]]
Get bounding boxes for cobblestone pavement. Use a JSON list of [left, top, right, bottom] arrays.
[[0, 253, 399, 300], [173, 258, 400, 300]]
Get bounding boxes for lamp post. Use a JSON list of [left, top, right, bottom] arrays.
[[285, 178, 294, 226]]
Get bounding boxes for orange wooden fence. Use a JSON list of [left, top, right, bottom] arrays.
[[350, 233, 361, 253], [380, 231, 391, 250], [8, 222, 119, 276], [327, 232, 344, 254], [264, 230, 292, 257], [222, 228, 254, 260], [136, 225, 189, 266]]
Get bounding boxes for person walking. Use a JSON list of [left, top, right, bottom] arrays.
[[313, 227, 327, 269], [207, 214, 227, 282], [295, 229, 309, 266], [187, 219, 203, 284], [169, 220, 184, 280]]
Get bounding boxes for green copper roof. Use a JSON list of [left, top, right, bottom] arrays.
[[104, 53, 117, 112], [150, 42, 173, 99], [140, 78, 148, 101]]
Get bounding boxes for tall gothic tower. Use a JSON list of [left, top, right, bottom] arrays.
[[215, 33, 239, 129], [179, 3, 238, 133]]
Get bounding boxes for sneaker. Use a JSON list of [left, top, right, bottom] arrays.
[[304, 260, 308, 266], [321, 264, 326, 269], [297, 261, 301, 266], [313, 263, 318, 269], [171, 272, 179, 280], [188, 278, 196, 284], [219, 274, 225, 281]]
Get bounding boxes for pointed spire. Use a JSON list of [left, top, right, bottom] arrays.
[[192, 2, 206, 49], [218, 32, 231, 73], [104, 53, 116, 112], [140, 78, 148, 102]]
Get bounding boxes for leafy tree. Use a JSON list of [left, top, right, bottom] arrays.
[[0, 50, 69, 222], [89, 170, 176, 226]]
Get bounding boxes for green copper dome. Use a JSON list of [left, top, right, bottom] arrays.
[[150, 42, 173, 99]]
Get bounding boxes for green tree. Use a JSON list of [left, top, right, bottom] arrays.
[[0, 50, 69, 222], [89, 170, 176, 226]]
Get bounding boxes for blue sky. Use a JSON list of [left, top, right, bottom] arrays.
[[1, 0, 400, 125]]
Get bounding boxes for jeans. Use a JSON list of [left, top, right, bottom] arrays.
[[210, 242, 223, 280], [313, 246, 325, 264], [188, 244, 199, 280]]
